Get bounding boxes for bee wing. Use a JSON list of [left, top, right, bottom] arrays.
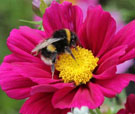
[[32, 38, 63, 53]]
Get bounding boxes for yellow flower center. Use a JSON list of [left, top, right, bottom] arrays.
[[55, 46, 99, 86]]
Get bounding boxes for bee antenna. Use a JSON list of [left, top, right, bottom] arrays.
[[65, 46, 76, 60], [70, 52, 76, 60]]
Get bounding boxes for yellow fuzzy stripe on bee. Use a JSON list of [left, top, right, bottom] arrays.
[[65, 29, 71, 44], [47, 44, 56, 52]]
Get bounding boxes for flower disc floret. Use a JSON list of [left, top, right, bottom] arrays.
[[55, 46, 99, 85]]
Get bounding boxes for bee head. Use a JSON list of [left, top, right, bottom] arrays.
[[70, 32, 78, 47]]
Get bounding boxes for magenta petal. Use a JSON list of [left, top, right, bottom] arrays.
[[7, 26, 45, 53], [96, 74, 135, 97], [116, 60, 134, 73], [4, 54, 41, 63], [0, 63, 36, 99], [117, 109, 126, 114], [111, 21, 135, 48], [12, 62, 51, 78], [7, 26, 47, 63], [71, 83, 104, 109], [120, 48, 135, 63], [29, 77, 61, 84], [94, 66, 116, 79], [43, 1, 83, 36], [79, 5, 116, 56], [95, 84, 117, 98], [19, 26, 46, 45], [97, 45, 126, 74], [117, 94, 135, 114], [52, 83, 104, 109], [31, 85, 58, 94], [111, 21, 135, 62], [125, 94, 135, 113], [98, 45, 127, 66], [31, 83, 74, 95], [52, 87, 76, 109], [0, 76, 33, 99], [20, 93, 69, 114]]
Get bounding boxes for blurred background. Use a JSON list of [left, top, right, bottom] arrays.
[[0, 0, 33, 114], [0, 0, 135, 113]]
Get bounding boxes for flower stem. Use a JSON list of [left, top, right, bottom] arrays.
[[19, 20, 42, 25], [95, 108, 102, 114], [89, 110, 96, 114]]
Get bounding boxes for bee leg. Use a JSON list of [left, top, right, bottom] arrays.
[[31, 51, 39, 56], [65, 46, 76, 60], [51, 64, 55, 79], [51, 53, 57, 79]]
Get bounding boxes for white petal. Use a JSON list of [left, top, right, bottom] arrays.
[[67, 112, 73, 114], [81, 106, 89, 113], [74, 107, 81, 114]]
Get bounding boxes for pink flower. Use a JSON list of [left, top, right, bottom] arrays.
[[76, 0, 98, 18], [60, 0, 98, 5], [32, 0, 41, 8], [0, 1, 135, 113], [111, 11, 134, 74], [32, 0, 54, 8], [111, 11, 125, 31], [117, 94, 135, 114], [33, 0, 98, 21], [116, 60, 134, 73]]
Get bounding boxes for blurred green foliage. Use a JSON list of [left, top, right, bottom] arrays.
[[0, 0, 33, 113], [0, 0, 33, 63], [100, 0, 135, 23]]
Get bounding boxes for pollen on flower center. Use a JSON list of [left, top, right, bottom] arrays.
[[55, 46, 99, 86]]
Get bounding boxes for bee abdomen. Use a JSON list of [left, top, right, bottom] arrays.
[[41, 48, 52, 58]]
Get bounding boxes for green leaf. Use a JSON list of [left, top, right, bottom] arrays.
[[38, 24, 44, 30], [95, 108, 102, 114], [107, 109, 113, 114], [40, 0, 48, 15], [19, 19, 42, 25], [32, 5, 42, 17], [89, 110, 96, 114]]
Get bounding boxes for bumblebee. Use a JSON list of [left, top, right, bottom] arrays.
[[32, 29, 78, 78]]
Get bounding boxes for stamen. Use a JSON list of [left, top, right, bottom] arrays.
[[55, 46, 99, 86]]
